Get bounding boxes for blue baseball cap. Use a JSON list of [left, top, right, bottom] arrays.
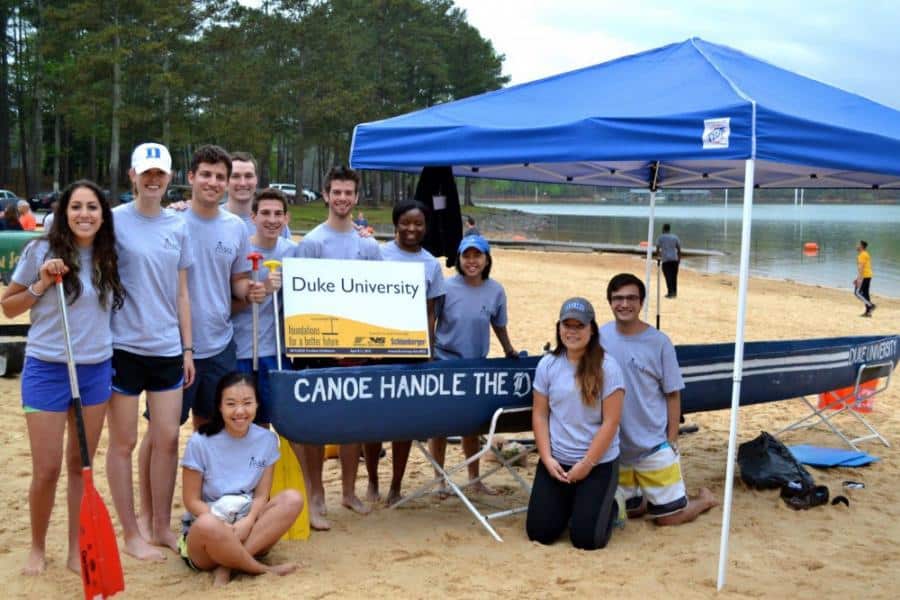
[[458, 235, 490, 254]]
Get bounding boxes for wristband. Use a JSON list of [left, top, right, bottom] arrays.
[[183, 347, 195, 353], [27, 283, 45, 298]]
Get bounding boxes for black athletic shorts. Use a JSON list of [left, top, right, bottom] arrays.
[[112, 349, 184, 396]]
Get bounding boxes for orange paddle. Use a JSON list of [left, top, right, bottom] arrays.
[[56, 274, 124, 599]]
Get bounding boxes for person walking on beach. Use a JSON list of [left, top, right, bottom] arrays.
[[600, 273, 717, 525], [463, 215, 480, 237], [526, 298, 624, 550], [430, 235, 518, 496], [656, 223, 681, 298], [106, 143, 194, 560], [287, 165, 382, 528], [2, 180, 126, 576], [854, 240, 876, 317]]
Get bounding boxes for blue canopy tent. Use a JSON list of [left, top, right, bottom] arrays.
[[349, 37, 900, 589]]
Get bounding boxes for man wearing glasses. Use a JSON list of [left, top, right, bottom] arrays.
[[600, 273, 717, 526]]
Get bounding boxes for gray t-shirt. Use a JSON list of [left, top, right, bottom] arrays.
[[434, 274, 508, 360], [42, 212, 54, 231], [533, 352, 625, 466], [291, 222, 382, 260], [111, 204, 193, 356], [13, 240, 112, 363], [656, 232, 681, 263], [379, 240, 446, 300], [599, 322, 684, 463], [222, 203, 292, 240], [233, 237, 296, 360], [182, 208, 251, 358], [181, 424, 280, 506]]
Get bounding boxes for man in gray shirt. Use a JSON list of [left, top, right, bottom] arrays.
[[600, 272, 717, 526], [656, 223, 681, 298], [288, 166, 381, 529]]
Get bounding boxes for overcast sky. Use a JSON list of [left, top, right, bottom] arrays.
[[452, 0, 900, 109]]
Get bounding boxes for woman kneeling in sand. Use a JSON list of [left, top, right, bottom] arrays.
[[180, 372, 302, 585], [526, 298, 624, 550]]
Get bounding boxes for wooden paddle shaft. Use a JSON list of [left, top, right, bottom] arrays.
[[56, 276, 91, 470]]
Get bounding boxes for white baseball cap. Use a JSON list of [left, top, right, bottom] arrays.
[[131, 142, 172, 174]]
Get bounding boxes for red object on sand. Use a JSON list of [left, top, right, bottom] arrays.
[[817, 380, 877, 413]]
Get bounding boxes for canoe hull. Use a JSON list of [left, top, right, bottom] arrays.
[[270, 335, 899, 444]]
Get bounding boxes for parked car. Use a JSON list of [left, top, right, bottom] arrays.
[[302, 187, 321, 203], [29, 190, 58, 212], [0, 189, 25, 211], [269, 182, 297, 202], [119, 191, 134, 203]]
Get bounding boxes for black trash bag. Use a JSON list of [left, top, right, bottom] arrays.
[[737, 431, 814, 490]]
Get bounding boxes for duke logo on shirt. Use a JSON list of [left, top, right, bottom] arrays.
[[163, 237, 179, 251], [215, 241, 234, 256], [249, 456, 267, 469]]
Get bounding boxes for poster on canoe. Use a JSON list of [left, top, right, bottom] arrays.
[[282, 257, 430, 358]]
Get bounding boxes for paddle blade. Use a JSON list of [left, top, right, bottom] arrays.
[[79, 468, 125, 599]]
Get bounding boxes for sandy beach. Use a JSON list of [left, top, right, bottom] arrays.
[[2, 248, 898, 599]]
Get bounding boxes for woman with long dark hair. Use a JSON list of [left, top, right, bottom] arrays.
[[525, 297, 624, 550], [2, 180, 125, 575], [179, 372, 302, 586]]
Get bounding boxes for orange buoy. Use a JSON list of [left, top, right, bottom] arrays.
[[803, 248, 819, 257], [512, 234, 527, 241], [803, 242, 818, 251], [639, 240, 649, 248]]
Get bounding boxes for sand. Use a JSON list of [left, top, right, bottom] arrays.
[[2, 249, 898, 599]]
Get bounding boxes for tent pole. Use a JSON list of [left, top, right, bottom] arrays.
[[643, 190, 657, 321], [716, 158, 755, 591]]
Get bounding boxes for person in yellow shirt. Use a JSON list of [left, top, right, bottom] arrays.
[[854, 240, 875, 317]]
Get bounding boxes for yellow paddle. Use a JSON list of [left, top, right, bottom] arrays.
[[264, 258, 310, 540]]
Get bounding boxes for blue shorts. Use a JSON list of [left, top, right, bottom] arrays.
[[22, 356, 112, 412], [235, 355, 283, 424], [181, 340, 237, 424]]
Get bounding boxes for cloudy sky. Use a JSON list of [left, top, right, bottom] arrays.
[[452, 0, 900, 109]]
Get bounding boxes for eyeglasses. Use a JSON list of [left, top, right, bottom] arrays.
[[610, 294, 641, 304]]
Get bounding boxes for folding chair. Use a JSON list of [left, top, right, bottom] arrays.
[[391, 406, 535, 542], [777, 361, 893, 451]]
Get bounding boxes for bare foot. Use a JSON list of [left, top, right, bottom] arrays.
[[124, 535, 166, 561], [212, 565, 232, 587], [385, 488, 403, 506], [696, 487, 720, 510], [341, 494, 372, 515], [268, 562, 298, 576], [435, 484, 452, 500], [309, 509, 331, 531], [366, 482, 382, 503], [150, 528, 179, 553], [469, 481, 498, 496], [21, 548, 47, 576], [311, 496, 327, 517]]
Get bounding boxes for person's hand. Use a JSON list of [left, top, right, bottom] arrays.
[[853, 278, 861, 287], [266, 270, 282, 294], [232, 516, 254, 542], [543, 457, 569, 483], [38, 258, 69, 287], [566, 459, 592, 484], [504, 348, 519, 359], [247, 281, 266, 303], [357, 227, 373, 238], [168, 200, 190, 211], [183, 353, 196, 388]]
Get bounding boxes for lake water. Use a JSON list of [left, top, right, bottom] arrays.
[[480, 202, 900, 298]]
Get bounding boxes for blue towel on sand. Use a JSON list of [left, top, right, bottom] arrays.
[[789, 445, 879, 468]]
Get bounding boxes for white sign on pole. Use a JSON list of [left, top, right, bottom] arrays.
[[282, 257, 430, 358]]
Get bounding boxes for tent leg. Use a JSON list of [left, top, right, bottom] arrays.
[[656, 258, 661, 330], [717, 158, 755, 591], [643, 190, 657, 321]]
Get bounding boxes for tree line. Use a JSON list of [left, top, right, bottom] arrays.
[[1, 0, 507, 202]]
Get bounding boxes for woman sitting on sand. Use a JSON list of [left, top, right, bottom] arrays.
[[525, 297, 624, 550], [179, 372, 302, 585], [431, 235, 517, 494], [2, 181, 125, 575]]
